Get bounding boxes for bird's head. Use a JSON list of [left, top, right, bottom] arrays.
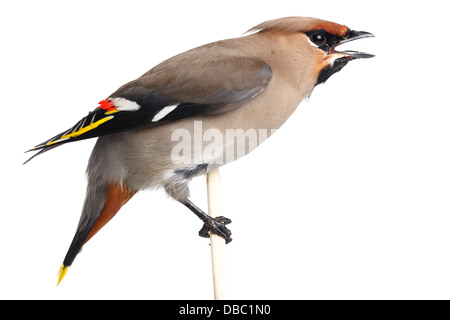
[[249, 17, 375, 85], [304, 24, 374, 85]]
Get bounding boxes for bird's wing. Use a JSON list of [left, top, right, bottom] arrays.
[[25, 55, 272, 163]]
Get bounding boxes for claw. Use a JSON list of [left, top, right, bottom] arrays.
[[182, 199, 233, 244], [215, 216, 232, 225], [199, 224, 211, 238], [199, 216, 233, 243]]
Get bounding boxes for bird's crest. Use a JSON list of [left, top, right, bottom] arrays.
[[248, 16, 349, 38]]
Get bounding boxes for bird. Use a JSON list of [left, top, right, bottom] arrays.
[[25, 16, 374, 285]]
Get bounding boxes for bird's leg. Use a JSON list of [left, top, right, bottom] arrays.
[[183, 199, 232, 243]]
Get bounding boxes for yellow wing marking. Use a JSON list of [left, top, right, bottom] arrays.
[[104, 109, 119, 115], [46, 116, 114, 146]]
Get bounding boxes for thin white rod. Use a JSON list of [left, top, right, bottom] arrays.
[[206, 168, 228, 300]]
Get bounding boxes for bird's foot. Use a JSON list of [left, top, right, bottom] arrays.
[[199, 216, 232, 244]]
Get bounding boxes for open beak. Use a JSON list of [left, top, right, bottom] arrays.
[[332, 30, 375, 59]]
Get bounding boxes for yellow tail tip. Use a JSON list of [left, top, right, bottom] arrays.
[[57, 264, 69, 286]]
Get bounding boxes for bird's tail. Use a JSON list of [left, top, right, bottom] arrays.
[[57, 182, 136, 285]]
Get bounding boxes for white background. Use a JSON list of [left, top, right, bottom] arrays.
[[1, 0, 449, 299]]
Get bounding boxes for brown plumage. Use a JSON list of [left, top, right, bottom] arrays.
[[248, 16, 349, 36], [26, 17, 374, 283], [83, 183, 136, 245]]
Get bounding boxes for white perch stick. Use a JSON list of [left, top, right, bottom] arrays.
[[206, 168, 228, 300]]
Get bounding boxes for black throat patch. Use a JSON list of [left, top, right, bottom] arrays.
[[316, 58, 350, 85]]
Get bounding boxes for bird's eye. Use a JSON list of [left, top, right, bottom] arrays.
[[312, 33, 326, 46]]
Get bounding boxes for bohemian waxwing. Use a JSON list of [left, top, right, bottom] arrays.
[[25, 17, 374, 284]]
